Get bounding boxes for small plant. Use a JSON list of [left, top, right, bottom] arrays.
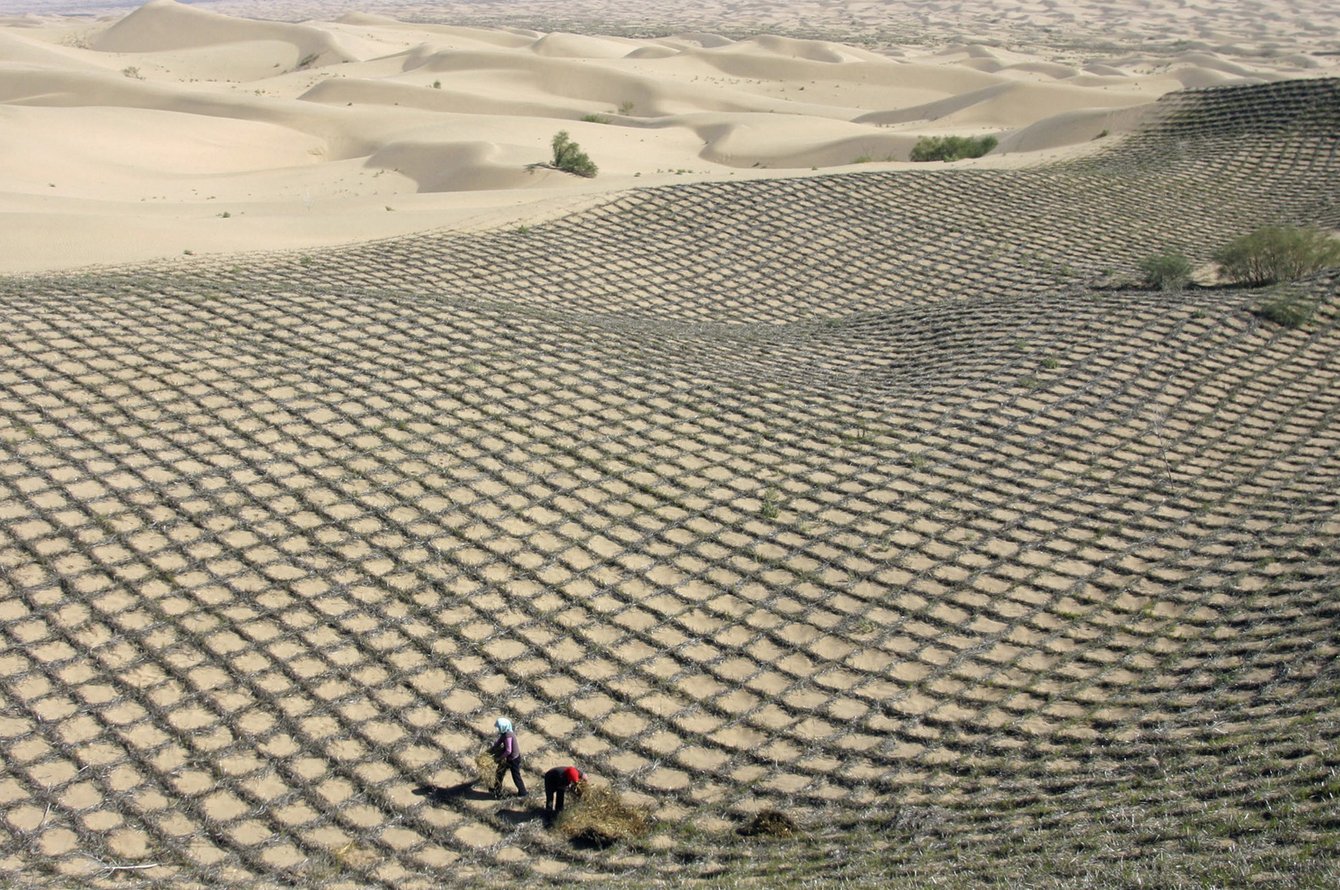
[[297, 53, 319, 69], [1139, 250, 1193, 292], [431, 80, 441, 89], [617, 100, 635, 115], [121, 66, 143, 79], [1094, 128, 1109, 139], [910, 134, 998, 162], [549, 130, 598, 178], [580, 113, 611, 124], [1213, 226, 1340, 286], [1253, 292, 1317, 328]]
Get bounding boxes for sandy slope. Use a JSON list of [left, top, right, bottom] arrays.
[[0, 0, 1334, 272], [0, 74, 1337, 887]]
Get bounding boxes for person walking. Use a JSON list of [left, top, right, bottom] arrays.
[[544, 765, 585, 818], [489, 717, 527, 798]]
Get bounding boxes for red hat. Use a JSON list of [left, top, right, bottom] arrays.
[[565, 766, 583, 784]]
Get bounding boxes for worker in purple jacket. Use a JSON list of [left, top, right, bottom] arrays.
[[489, 717, 527, 798]]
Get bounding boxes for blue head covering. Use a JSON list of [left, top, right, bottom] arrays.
[[495, 717, 513, 733]]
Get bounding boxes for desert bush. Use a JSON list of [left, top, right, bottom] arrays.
[[1253, 293, 1317, 328], [910, 135, 998, 162], [1213, 226, 1340, 286], [551, 130, 598, 178], [1139, 250, 1193, 291]]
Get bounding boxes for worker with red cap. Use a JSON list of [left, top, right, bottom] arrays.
[[544, 765, 585, 818]]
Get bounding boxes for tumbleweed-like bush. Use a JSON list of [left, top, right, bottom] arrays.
[[1213, 225, 1340, 286], [910, 134, 998, 162], [550, 130, 599, 178], [1138, 250, 1194, 291]]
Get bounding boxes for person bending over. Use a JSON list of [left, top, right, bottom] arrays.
[[544, 765, 585, 817]]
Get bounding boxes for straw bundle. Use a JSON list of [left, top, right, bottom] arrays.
[[740, 809, 800, 838], [475, 751, 497, 788], [553, 783, 649, 847]]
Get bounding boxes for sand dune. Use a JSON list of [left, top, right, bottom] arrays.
[[0, 0, 1334, 272], [856, 81, 1153, 128]]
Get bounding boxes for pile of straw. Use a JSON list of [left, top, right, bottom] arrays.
[[553, 783, 649, 848], [740, 809, 801, 838], [474, 751, 497, 789]]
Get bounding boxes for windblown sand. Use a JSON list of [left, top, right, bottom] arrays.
[[0, 0, 1334, 272]]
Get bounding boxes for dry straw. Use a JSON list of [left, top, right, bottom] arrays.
[[553, 782, 650, 847], [475, 751, 496, 788], [740, 809, 801, 838]]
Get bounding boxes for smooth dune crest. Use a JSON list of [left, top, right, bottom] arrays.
[[0, 0, 1333, 272]]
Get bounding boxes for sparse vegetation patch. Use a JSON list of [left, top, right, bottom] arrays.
[[1214, 226, 1340, 286], [1139, 250, 1193, 291], [549, 130, 599, 177], [1253, 291, 1318, 328], [910, 134, 998, 162]]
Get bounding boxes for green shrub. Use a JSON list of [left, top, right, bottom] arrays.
[[550, 130, 598, 178], [1213, 226, 1340, 286], [910, 135, 998, 162], [1138, 250, 1193, 292], [1253, 293, 1317, 328]]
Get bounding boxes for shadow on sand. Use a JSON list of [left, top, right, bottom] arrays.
[[412, 781, 493, 804], [497, 806, 545, 826]]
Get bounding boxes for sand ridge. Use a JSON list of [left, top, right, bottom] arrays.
[[1, 0, 1334, 272]]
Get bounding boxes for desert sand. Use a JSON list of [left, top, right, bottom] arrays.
[[1, 2, 1339, 889], [0, 0, 1334, 272]]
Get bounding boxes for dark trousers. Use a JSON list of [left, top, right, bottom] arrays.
[[544, 770, 573, 814], [493, 758, 526, 794]]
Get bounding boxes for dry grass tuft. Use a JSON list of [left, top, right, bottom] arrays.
[[740, 809, 801, 838], [553, 783, 650, 848]]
